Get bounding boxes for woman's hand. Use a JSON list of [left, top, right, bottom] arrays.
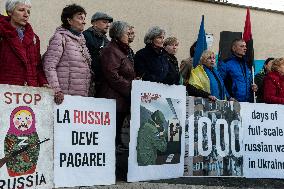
[[208, 95, 217, 102], [252, 84, 258, 92], [54, 91, 64, 105]]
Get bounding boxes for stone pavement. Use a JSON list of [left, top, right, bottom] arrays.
[[59, 183, 251, 189], [58, 177, 284, 189]]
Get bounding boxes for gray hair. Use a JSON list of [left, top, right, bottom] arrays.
[[109, 21, 130, 40], [144, 26, 165, 45], [5, 0, 31, 14]]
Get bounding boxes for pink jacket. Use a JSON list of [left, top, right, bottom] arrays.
[[43, 27, 91, 96]]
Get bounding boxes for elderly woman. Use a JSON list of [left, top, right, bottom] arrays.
[[97, 21, 135, 145], [0, 0, 47, 86], [163, 36, 181, 85], [188, 50, 232, 101], [263, 58, 284, 104], [43, 4, 91, 104], [135, 26, 176, 84], [255, 57, 274, 102]]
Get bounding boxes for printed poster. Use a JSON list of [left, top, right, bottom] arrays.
[[54, 95, 116, 187], [128, 80, 186, 182], [0, 84, 54, 189], [241, 103, 284, 178], [184, 97, 243, 177]]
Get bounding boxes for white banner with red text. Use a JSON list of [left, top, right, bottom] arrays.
[[54, 95, 116, 187]]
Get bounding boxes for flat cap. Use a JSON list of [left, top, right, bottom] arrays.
[[91, 12, 113, 22]]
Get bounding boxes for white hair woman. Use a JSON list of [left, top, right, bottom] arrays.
[[135, 26, 176, 84], [97, 21, 135, 145], [188, 50, 233, 101], [97, 21, 136, 180], [0, 0, 48, 86]]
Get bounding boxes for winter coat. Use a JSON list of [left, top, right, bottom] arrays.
[[83, 27, 109, 78], [218, 55, 253, 102], [186, 84, 210, 98], [263, 71, 284, 104], [134, 45, 170, 84], [164, 53, 180, 85], [97, 40, 135, 113], [254, 70, 266, 103], [0, 16, 47, 86], [43, 27, 91, 96]]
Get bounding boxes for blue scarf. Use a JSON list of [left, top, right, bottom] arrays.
[[203, 65, 227, 100]]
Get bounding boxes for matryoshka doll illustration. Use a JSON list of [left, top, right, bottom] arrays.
[[4, 106, 40, 177]]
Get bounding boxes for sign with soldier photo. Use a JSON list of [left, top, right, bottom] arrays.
[[184, 97, 243, 177], [0, 84, 54, 189], [128, 81, 186, 182]]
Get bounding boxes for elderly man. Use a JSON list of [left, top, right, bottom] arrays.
[[218, 39, 257, 102], [83, 12, 113, 96]]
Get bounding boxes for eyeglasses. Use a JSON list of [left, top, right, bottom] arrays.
[[207, 56, 215, 60]]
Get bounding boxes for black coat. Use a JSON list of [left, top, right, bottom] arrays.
[[83, 27, 109, 78], [186, 84, 210, 98], [134, 45, 170, 84], [164, 53, 180, 85]]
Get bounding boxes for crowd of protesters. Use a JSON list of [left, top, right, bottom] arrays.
[[1, 0, 284, 180]]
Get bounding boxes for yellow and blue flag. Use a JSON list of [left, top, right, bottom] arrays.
[[193, 15, 207, 68]]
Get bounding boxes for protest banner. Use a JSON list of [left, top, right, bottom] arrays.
[[184, 97, 243, 176], [241, 103, 284, 178], [54, 95, 116, 187], [0, 84, 54, 189], [128, 81, 186, 182]]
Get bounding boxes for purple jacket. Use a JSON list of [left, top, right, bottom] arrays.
[[43, 27, 91, 96]]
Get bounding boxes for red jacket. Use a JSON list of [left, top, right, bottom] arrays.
[[0, 16, 47, 86], [263, 71, 284, 104]]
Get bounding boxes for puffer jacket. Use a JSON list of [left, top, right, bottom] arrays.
[[263, 71, 284, 104], [0, 15, 47, 86], [218, 55, 252, 102], [43, 27, 92, 96]]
